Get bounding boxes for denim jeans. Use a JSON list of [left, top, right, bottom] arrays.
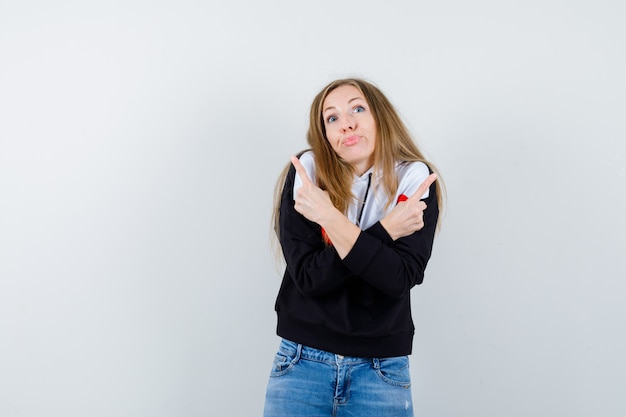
[[263, 339, 414, 417]]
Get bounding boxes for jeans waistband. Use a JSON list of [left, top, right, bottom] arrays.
[[281, 339, 372, 365]]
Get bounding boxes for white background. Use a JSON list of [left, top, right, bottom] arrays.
[[1, 1, 625, 416]]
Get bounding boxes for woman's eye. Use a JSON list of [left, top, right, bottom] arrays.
[[327, 115, 337, 123], [354, 106, 365, 113]]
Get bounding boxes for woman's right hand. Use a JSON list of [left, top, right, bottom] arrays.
[[380, 173, 437, 240], [290, 155, 361, 259], [290, 156, 335, 224]]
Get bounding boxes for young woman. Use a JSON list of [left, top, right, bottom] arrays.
[[264, 78, 444, 417]]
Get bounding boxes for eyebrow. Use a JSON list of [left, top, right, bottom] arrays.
[[323, 97, 364, 114]]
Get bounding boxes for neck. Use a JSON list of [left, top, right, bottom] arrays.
[[352, 162, 373, 177]]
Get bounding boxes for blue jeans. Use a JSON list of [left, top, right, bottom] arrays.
[[263, 339, 414, 417]]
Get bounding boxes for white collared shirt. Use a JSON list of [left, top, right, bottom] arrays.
[[293, 151, 430, 230]]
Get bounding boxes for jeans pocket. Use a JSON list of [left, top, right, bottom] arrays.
[[269, 339, 300, 377], [373, 356, 411, 388]]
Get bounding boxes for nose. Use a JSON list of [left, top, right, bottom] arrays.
[[341, 113, 356, 132]]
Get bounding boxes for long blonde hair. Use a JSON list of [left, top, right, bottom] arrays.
[[272, 78, 445, 245]]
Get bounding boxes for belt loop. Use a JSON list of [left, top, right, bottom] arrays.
[[372, 358, 380, 369], [294, 343, 303, 363]]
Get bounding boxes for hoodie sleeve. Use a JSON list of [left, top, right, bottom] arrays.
[[279, 159, 439, 299], [279, 164, 355, 297], [341, 163, 439, 298]]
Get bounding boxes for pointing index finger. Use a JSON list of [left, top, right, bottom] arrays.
[[290, 155, 313, 185], [410, 173, 437, 200]]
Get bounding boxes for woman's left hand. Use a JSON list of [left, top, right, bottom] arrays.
[[380, 173, 437, 240]]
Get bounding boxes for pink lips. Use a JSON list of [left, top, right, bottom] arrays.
[[343, 135, 360, 146]]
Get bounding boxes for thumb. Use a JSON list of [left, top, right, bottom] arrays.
[[291, 155, 314, 185], [410, 173, 437, 200]]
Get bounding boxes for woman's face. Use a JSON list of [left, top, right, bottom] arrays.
[[322, 85, 377, 176]]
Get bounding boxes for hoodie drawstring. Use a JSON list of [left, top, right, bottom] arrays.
[[356, 172, 373, 227]]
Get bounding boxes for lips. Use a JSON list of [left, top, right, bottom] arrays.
[[343, 135, 360, 146]]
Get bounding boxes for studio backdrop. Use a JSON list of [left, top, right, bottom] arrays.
[[1, 1, 625, 416]]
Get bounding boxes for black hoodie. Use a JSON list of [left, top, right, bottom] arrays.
[[273, 153, 439, 358]]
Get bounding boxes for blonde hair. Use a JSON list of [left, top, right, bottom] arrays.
[[272, 78, 445, 247]]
